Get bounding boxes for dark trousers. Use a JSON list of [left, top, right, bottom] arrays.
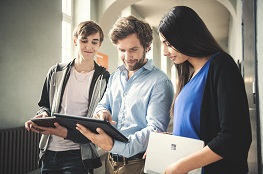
[[105, 153, 145, 174], [41, 150, 93, 174]]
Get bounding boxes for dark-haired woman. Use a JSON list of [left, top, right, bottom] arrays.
[[158, 6, 251, 174]]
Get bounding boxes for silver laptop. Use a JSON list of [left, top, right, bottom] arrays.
[[144, 132, 204, 174]]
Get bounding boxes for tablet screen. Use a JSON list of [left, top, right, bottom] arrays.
[[31, 116, 57, 128]]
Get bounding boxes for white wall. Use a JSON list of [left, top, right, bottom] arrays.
[[91, 0, 119, 72], [0, 0, 62, 129], [74, 0, 91, 25], [227, 0, 242, 62], [256, 0, 263, 163]]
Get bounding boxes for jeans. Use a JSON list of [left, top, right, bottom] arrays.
[[41, 150, 92, 174]]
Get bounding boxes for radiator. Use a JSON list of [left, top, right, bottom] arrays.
[[0, 126, 41, 174]]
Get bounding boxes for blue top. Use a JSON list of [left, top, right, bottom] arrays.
[[94, 59, 174, 157], [173, 56, 213, 139]]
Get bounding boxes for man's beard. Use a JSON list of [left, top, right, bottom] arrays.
[[125, 52, 146, 71]]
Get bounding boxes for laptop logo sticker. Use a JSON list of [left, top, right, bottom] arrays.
[[171, 143, 176, 150]]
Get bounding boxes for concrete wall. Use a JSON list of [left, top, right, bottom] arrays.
[[0, 0, 62, 129]]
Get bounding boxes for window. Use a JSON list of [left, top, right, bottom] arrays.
[[62, 0, 73, 63], [62, 0, 72, 16]]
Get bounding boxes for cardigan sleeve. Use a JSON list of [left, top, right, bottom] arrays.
[[36, 65, 58, 116]]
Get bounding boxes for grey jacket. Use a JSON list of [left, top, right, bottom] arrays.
[[36, 59, 110, 169]]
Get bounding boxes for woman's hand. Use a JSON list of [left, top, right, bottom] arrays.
[[163, 160, 188, 174], [163, 146, 223, 174]]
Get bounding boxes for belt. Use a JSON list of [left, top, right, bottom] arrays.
[[109, 152, 145, 162]]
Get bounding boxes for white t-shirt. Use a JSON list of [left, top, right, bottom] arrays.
[[48, 67, 94, 151]]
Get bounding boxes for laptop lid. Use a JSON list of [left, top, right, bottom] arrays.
[[144, 132, 204, 174]]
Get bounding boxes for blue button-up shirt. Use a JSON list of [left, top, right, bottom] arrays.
[[94, 59, 174, 157]]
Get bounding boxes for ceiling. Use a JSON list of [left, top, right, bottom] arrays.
[[131, 0, 231, 48]]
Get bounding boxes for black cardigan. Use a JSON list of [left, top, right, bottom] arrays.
[[200, 52, 252, 173]]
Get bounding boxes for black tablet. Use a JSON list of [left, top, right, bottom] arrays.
[[53, 113, 128, 143], [31, 116, 57, 128]]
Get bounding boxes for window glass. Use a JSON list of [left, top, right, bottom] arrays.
[[62, 0, 72, 16]]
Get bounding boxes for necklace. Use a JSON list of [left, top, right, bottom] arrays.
[[73, 68, 91, 82], [73, 70, 88, 82], [73, 64, 94, 82]]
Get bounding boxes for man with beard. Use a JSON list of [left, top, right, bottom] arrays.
[[76, 16, 174, 174]]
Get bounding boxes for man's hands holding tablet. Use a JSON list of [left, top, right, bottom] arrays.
[[76, 109, 117, 151]]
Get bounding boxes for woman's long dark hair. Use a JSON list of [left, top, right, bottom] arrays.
[[158, 6, 224, 116]]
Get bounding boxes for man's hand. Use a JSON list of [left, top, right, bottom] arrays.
[[93, 110, 116, 124], [25, 112, 48, 133], [31, 122, 68, 138], [76, 123, 114, 151]]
